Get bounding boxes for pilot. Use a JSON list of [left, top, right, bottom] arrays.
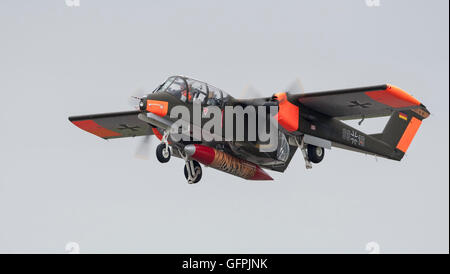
[[181, 84, 192, 102], [206, 91, 218, 106]]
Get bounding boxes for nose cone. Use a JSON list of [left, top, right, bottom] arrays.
[[184, 145, 196, 157], [139, 99, 146, 111], [250, 166, 273, 181]]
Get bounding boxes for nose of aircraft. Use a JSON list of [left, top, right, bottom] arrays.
[[139, 98, 146, 111]]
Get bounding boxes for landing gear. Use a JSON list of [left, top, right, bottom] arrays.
[[296, 138, 312, 169], [307, 144, 325, 164], [156, 143, 171, 163], [153, 130, 203, 184], [295, 137, 325, 169], [156, 130, 171, 163], [184, 160, 202, 184], [177, 147, 202, 184]]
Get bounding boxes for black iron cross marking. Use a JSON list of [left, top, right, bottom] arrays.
[[348, 100, 372, 108], [117, 124, 140, 132]]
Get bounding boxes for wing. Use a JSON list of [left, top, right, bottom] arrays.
[[290, 84, 430, 120], [68, 110, 154, 139]]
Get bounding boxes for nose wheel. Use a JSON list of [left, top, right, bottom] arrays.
[[156, 130, 171, 163], [156, 143, 171, 163]]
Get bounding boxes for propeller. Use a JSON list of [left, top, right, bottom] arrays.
[[128, 88, 153, 159], [128, 88, 147, 110], [241, 84, 265, 99], [134, 134, 153, 160], [239, 78, 306, 148], [240, 77, 305, 99], [284, 78, 305, 94]]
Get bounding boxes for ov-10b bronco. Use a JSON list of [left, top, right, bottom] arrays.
[[69, 75, 430, 184]]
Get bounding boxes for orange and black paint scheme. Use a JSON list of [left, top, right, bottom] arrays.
[[68, 76, 430, 184]]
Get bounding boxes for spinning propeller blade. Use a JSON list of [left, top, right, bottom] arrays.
[[134, 134, 152, 160]]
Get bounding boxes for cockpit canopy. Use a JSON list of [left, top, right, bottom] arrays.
[[153, 76, 230, 106]]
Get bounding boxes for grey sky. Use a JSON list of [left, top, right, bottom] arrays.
[[0, 0, 448, 253]]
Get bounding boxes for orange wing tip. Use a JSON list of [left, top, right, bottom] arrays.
[[386, 84, 421, 106], [71, 120, 121, 138], [365, 84, 421, 108]]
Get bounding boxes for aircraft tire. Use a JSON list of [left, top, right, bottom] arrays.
[[184, 161, 202, 184], [156, 143, 171, 163], [307, 144, 325, 164]]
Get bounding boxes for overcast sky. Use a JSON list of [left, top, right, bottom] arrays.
[[0, 0, 448, 253]]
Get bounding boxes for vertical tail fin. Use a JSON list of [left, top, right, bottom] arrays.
[[371, 106, 429, 160]]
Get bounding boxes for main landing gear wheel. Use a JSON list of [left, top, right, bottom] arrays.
[[307, 144, 324, 164], [156, 143, 171, 163], [184, 160, 202, 184]]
